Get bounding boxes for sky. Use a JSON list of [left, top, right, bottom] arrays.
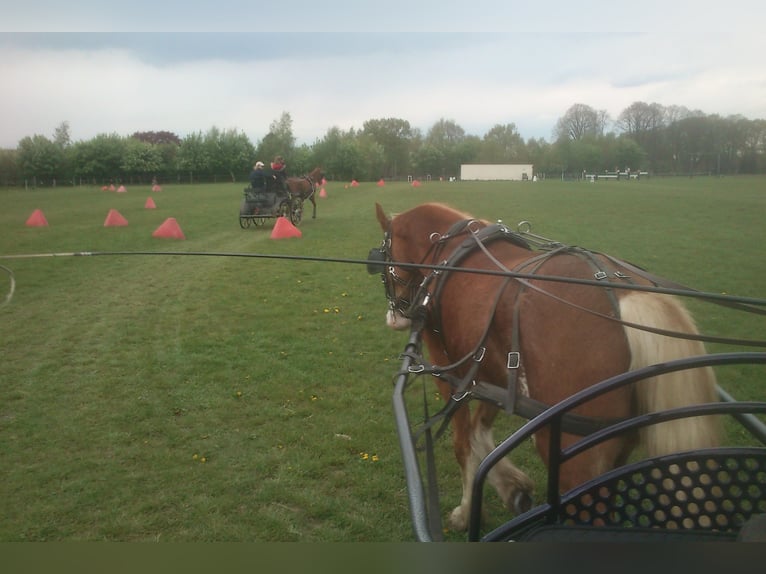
[[2, 1, 765, 149]]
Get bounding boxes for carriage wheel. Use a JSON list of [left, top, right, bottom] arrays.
[[290, 199, 303, 226], [279, 200, 291, 220], [239, 216, 251, 229], [255, 217, 266, 226]]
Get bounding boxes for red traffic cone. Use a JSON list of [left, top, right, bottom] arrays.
[[151, 184, 162, 192], [377, 179, 385, 187], [25, 209, 49, 227], [152, 217, 185, 239], [270, 216, 302, 239], [104, 209, 129, 227], [117, 185, 127, 193], [319, 188, 327, 198], [144, 197, 156, 209]]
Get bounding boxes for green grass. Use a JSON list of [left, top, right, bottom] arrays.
[[1, 176, 765, 541]]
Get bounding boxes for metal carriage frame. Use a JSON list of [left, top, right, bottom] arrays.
[[392, 327, 766, 542], [239, 184, 303, 229]]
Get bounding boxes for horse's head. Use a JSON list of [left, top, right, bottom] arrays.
[[309, 167, 324, 183], [369, 202, 474, 331]]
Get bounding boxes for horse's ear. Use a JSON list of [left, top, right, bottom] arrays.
[[375, 203, 390, 230]]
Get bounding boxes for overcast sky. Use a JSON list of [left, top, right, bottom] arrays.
[[2, 2, 765, 149]]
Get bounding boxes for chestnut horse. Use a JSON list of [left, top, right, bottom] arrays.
[[286, 167, 323, 219], [372, 202, 721, 531]]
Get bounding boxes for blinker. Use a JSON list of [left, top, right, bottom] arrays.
[[366, 247, 387, 274]]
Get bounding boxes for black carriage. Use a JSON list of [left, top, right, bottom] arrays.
[[393, 336, 766, 542], [239, 177, 303, 229]]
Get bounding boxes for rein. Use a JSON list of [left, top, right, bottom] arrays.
[[376, 217, 766, 437]]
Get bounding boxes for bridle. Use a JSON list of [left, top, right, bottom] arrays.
[[367, 227, 424, 319]]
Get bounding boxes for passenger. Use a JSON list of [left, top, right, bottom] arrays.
[[249, 161, 267, 189], [271, 155, 289, 195]]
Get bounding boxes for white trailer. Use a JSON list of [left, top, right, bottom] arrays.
[[460, 164, 534, 181]]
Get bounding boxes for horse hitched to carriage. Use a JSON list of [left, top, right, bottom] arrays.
[[368, 202, 766, 542]]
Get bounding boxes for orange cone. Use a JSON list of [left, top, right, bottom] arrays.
[[152, 217, 185, 239], [25, 209, 48, 227], [377, 179, 385, 187], [152, 184, 162, 192], [144, 197, 156, 209], [117, 185, 127, 193], [412, 180, 421, 187], [319, 188, 327, 198], [350, 180, 359, 187], [104, 209, 129, 227], [109, 184, 116, 191], [270, 216, 302, 239]]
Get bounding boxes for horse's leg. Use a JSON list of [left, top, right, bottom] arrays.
[[444, 399, 534, 531], [311, 194, 316, 218], [471, 402, 535, 515], [427, 377, 473, 531]]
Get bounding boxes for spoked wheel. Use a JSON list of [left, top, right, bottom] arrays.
[[239, 216, 251, 229], [254, 217, 266, 226], [279, 200, 291, 220], [290, 198, 303, 226]]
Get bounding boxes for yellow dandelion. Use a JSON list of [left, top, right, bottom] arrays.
[[371, 454, 380, 462], [311, 395, 318, 401], [192, 453, 199, 460], [323, 308, 330, 313], [200, 457, 207, 463]]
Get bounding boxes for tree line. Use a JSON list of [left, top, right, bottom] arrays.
[[2, 102, 765, 187]]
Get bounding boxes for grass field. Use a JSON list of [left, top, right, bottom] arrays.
[[1, 175, 765, 541]]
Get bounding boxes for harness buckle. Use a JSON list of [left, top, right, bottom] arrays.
[[473, 346, 486, 362], [507, 352, 520, 369], [452, 381, 476, 402], [613, 271, 631, 279], [594, 271, 608, 280]]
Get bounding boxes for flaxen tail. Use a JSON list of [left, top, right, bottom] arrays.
[[620, 292, 722, 456]]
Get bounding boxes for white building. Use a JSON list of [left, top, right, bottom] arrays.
[[460, 164, 534, 181]]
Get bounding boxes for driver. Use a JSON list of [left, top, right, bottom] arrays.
[[249, 161, 267, 189]]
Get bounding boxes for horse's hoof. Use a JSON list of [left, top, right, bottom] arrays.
[[448, 506, 468, 531], [513, 491, 533, 515]]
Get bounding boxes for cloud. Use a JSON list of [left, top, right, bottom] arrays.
[[1, 30, 765, 149]]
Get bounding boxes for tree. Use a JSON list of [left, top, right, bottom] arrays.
[[0, 148, 19, 185], [204, 127, 256, 181], [70, 133, 126, 184], [177, 131, 210, 182], [121, 138, 163, 182], [617, 102, 665, 137], [425, 118, 468, 178], [362, 118, 413, 178], [554, 103, 609, 141], [480, 123, 525, 163], [17, 134, 66, 185], [53, 121, 71, 149], [131, 131, 182, 146], [257, 112, 296, 166]]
